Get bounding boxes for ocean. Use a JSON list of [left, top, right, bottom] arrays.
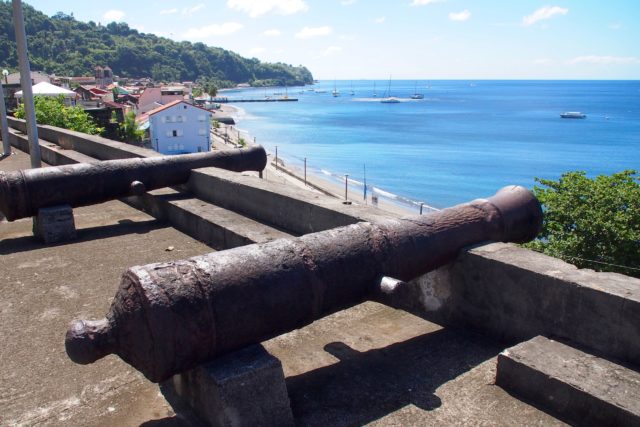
[[222, 80, 640, 210]]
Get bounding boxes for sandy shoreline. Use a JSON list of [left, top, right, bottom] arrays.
[[213, 104, 434, 217]]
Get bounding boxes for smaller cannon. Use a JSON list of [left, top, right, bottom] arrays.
[[66, 186, 542, 383], [0, 146, 266, 221]]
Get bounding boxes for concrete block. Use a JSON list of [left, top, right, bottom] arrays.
[[162, 344, 294, 427], [32, 205, 76, 243], [496, 336, 640, 426]]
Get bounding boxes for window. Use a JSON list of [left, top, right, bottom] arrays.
[[198, 114, 206, 122], [198, 128, 206, 136], [172, 130, 178, 137], [176, 115, 184, 123]]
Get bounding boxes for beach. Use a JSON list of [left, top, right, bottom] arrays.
[[212, 104, 421, 217]]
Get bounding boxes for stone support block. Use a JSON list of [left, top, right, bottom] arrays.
[[162, 344, 294, 427], [32, 205, 76, 243]]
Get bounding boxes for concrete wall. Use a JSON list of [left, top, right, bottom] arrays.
[[380, 242, 640, 368]]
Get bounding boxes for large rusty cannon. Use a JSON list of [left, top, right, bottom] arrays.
[[66, 186, 542, 383], [0, 146, 266, 221]]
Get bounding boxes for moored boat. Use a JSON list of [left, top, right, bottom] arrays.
[[560, 112, 586, 119]]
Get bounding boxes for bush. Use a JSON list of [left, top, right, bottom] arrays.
[[14, 95, 103, 135], [524, 170, 640, 277]]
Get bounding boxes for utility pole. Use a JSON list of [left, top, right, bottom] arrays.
[[0, 77, 10, 156], [12, 0, 41, 167]]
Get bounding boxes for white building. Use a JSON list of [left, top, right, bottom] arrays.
[[145, 100, 211, 155]]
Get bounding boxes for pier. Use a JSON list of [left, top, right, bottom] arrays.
[[212, 97, 298, 103]]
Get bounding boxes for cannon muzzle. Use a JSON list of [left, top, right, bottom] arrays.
[[0, 146, 266, 221], [66, 186, 542, 382]]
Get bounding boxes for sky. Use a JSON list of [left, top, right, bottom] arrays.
[[23, 0, 640, 80]]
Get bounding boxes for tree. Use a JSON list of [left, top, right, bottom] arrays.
[[14, 95, 103, 135], [524, 170, 640, 278], [119, 111, 144, 143]]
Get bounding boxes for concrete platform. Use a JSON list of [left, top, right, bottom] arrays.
[[0, 149, 566, 426], [496, 336, 640, 426]]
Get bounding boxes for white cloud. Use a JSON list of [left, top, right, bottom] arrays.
[[160, 8, 178, 15], [227, 0, 308, 18], [183, 22, 244, 39], [183, 4, 205, 16], [103, 10, 125, 21], [374, 16, 386, 24], [449, 10, 470, 22], [248, 47, 265, 56], [262, 29, 282, 37], [323, 46, 342, 56], [295, 26, 332, 39], [522, 6, 568, 26], [410, 0, 444, 6], [533, 58, 552, 65], [341, 0, 356, 5], [568, 55, 640, 65]]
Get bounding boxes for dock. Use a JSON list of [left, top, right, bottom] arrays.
[[212, 97, 298, 103]]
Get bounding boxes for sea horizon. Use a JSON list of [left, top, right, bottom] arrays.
[[223, 79, 640, 210]]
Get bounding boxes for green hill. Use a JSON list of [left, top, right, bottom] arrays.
[[0, 2, 313, 87]]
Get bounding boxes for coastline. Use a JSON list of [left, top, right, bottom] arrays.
[[213, 104, 427, 217]]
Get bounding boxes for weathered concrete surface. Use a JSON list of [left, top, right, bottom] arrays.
[[163, 345, 293, 426], [0, 150, 212, 426], [496, 336, 640, 426], [264, 301, 565, 426], [382, 242, 640, 368]]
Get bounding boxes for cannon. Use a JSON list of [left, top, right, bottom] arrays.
[[0, 146, 266, 221], [66, 186, 542, 382]]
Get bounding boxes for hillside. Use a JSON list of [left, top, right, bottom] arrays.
[[0, 2, 313, 86]]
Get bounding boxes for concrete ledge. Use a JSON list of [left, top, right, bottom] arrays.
[[381, 242, 640, 367], [8, 117, 157, 160], [187, 167, 395, 235], [496, 336, 640, 426], [126, 188, 292, 249]]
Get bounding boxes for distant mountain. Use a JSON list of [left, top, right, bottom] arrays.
[[0, 2, 313, 87]]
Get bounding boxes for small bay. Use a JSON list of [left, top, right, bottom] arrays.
[[224, 80, 640, 209]]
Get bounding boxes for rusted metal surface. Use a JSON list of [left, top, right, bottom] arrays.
[[66, 186, 542, 383], [0, 146, 266, 221]]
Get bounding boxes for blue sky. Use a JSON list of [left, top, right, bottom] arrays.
[[24, 0, 640, 79]]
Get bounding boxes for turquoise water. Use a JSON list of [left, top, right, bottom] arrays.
[[224, 80, 640, 209]]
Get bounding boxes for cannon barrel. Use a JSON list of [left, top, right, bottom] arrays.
[[66, 185, 542, 382], [0, 146, 266, 221]]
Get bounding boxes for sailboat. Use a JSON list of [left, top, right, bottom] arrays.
[[332, 79, 340, 97], [372, 81, 377, 97], [350, 81, 355, 96], [410, 81, 424, 99], [380, 76, 400, 103]]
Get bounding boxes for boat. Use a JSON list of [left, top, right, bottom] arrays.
[[332, 80, 340, 97], [380, 75, 400, 103], [410, 81, 424, 99], [560, 112, 586, 119], [350, 81, 355, 96], [372, 81, 377, 97]]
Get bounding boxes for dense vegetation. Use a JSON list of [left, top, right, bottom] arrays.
[[15, 95, 102, 134], [525, 171, 639, 278], [0, 2, 313, 87]]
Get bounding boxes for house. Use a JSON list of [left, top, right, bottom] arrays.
[[141, 100, 212, 155], [137, 86, 186, 114]]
